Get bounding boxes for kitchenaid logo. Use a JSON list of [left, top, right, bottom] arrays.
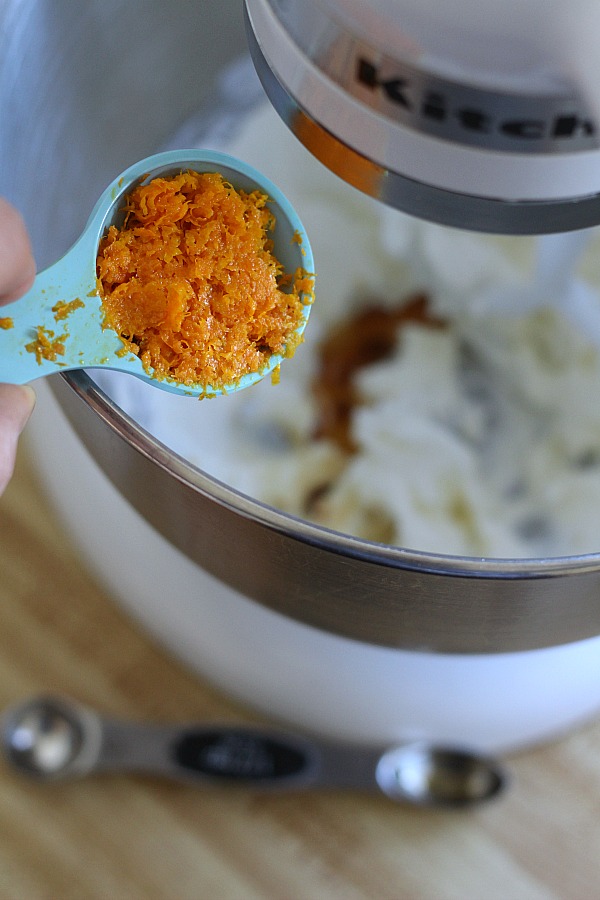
[[356, 57, 597, 150]]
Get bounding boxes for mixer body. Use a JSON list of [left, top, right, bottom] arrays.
[[245, 0, 600, 232]]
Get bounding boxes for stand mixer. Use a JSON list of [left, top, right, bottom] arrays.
[[245, 0, 600, 233], [5, 0, 600, 758]]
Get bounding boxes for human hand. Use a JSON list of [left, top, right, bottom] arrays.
[[0, 197, 37, 495]]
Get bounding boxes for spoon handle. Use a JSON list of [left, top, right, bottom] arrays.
[[92, 718, 381, 793], [0, 233, 112, 385]]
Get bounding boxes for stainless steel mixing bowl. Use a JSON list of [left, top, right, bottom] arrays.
[[51, 370, 600, 654]]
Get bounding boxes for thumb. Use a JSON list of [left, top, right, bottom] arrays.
[[0, 384, 36, 495], [0, 198, 36, 304]]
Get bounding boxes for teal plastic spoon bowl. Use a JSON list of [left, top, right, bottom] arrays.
[[0, 150, 314, 397]]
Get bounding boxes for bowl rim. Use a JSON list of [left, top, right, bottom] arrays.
[[62, 370, 600, 581]]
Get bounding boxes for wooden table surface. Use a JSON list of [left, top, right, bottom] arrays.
[[1, 447, 600, 900]]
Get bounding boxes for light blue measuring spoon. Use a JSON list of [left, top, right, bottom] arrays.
[[0, 150, 314, 397]]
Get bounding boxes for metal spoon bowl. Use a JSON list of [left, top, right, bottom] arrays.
[[0, 150, 313, 398], [1, 695, 507, 807]]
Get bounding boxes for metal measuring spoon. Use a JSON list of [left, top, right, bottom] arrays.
[[1, 695, 507, 807], [0, 149, 313, 398]]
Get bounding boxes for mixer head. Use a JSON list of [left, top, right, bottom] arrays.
[[244, 0, 600, 234]]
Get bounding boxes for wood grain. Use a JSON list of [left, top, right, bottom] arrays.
[[1, 448, 600, 900]]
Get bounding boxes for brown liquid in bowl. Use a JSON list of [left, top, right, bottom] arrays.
[[313, 294, 443, 453]]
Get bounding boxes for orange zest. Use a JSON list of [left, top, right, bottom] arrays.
[[52, 298, 84, 321], [25, 326, 66, 364], [96, 171, 313, 389]]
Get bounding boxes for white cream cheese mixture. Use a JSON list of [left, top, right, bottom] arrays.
[[97, 99, 600, 559]]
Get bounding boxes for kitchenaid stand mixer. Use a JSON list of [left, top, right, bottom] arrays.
[[245, 0, 600, 234], [5, 0, 600, 758]]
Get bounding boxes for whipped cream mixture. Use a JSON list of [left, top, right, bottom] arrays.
[[98, 101, 600, 559]]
